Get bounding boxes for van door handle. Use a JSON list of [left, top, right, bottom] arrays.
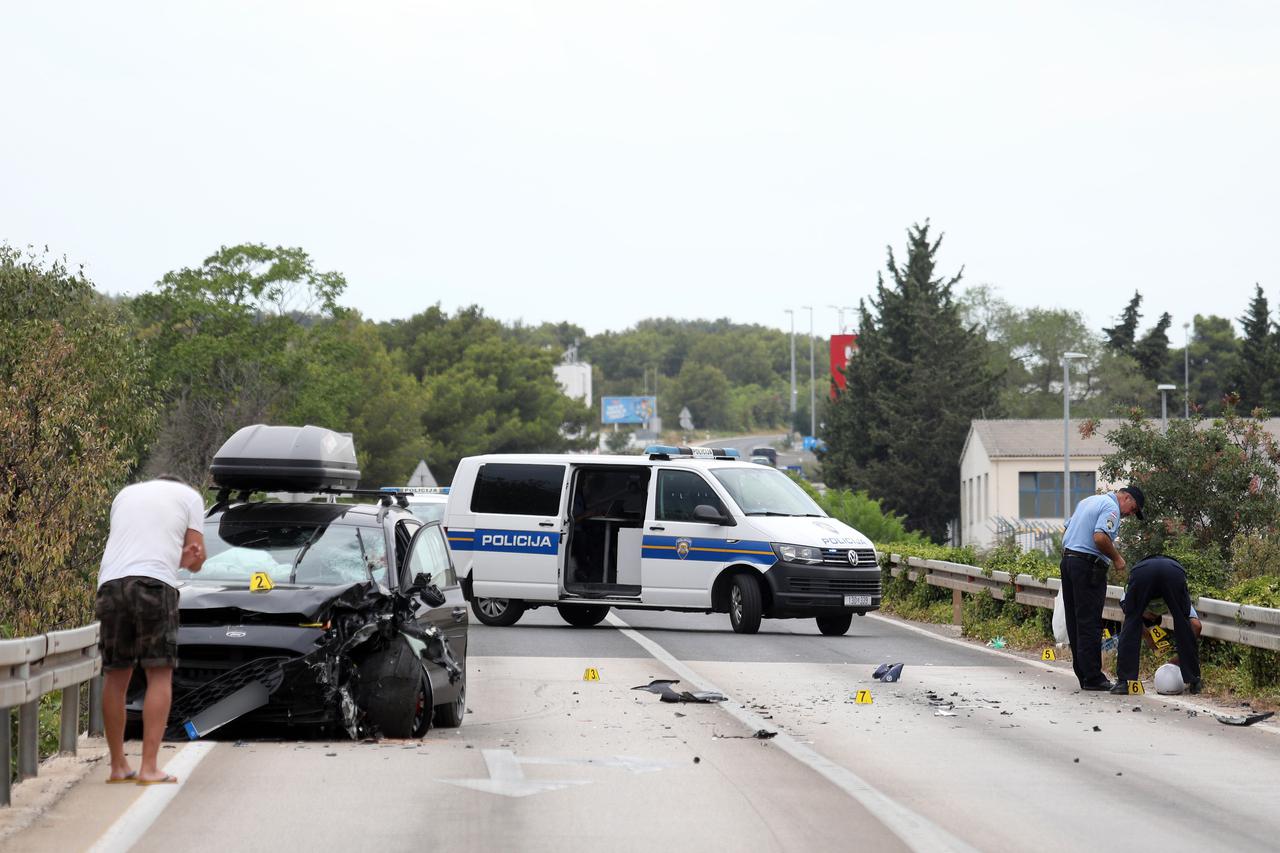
[[648, 525, 665, 531], [538, 521, 555, 527]]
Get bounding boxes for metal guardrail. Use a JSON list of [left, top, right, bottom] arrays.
[[1, 622, 103, 807], [887, 554, 1280, 653]]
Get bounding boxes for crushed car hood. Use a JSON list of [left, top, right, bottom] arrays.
[[177, 580, 387, 624]]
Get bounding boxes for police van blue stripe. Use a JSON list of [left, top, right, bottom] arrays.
[[447, 528, 560, 555], [641, 535, 776, 566]]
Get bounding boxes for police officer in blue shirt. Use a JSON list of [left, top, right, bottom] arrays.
[[1059, 485, 1145, 690]]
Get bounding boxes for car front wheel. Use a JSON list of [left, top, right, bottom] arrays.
[[435, 675, 466, 728], [728, 575, 762, 634], [472, 597, 525, 626]]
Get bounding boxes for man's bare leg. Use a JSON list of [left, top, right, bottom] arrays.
[[102, 668, 136, 780], [138, 666, 175, 783]]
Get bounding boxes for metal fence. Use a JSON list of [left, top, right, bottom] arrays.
[[987, 517, 1065, 556], [886, 554, 1280, 652], [1, 623, 103, 807]]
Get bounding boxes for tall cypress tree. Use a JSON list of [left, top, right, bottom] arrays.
[[1134, 311, 1172, 382], [1228, 284, 1275, 411], [1102, 291, 1143, 354], [822, 222, 1001, 542]]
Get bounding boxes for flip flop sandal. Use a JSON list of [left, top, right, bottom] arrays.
[[106, 772, 138, 784], [136, 774, 179, 786]]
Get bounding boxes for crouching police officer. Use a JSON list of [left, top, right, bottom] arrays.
[[1111, 554, 1202, 694], [1059, 485, 1145, 691]]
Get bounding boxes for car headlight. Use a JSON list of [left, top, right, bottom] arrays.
[[772, 543, 823, 564]]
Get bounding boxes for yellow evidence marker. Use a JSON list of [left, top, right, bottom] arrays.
[[1101, 628, 1112, 640], [583, 667, 600, 681], [854, 690, 873, 704], [1128, 680, 1145, 695], [1041, 648, 1057, 661], [250, 572, 274, 592]]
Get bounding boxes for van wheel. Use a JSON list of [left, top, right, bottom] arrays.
[[816, 613, 853, 636], [728, 575, 762, 634], [472, 597, 525, 626], [557, 604, 610, 627]]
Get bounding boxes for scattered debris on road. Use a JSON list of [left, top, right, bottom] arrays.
[[872, 663, 904, 682], [1214, 711, 1275, 727], [631, 679, 726, 704]]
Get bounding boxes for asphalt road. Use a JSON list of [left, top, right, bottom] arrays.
[[13, 608, 1280, 853]]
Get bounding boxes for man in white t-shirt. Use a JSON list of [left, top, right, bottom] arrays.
[[96, 476, 205, 785]]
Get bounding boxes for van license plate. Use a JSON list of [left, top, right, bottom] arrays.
[[844, 594, 872, 606]]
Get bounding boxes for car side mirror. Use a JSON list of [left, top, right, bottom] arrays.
[[693, 504, 730, 525], [412, 572, 433, 590], [411, 572, 446, 607]]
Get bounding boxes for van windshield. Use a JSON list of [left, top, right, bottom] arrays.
[[711, 468, 824, 517]]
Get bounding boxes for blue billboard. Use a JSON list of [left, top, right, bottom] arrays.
[[601, 396, 657, 425]]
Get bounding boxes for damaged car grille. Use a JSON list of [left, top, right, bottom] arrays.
[[167, 656, 290, 738]]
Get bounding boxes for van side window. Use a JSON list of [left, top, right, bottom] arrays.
[[471, 463, 565, 516], [656, 470, 727, 522]]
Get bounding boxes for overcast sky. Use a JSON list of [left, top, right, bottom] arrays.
[[3, 1, 1276, 341]]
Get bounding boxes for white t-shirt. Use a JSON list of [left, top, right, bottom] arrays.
[[98, 480, 205, 589]]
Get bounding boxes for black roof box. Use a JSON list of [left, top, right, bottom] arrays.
[[210, 425, 360, 491]]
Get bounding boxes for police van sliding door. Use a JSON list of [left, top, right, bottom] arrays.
[[456, 463, 567, 603], [640, 469, 733, 608]]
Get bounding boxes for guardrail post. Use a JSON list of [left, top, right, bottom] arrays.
[[18, 699, 38, 781], [1, 707, 11, 807], [88, 674, 104, 737], [59, 685, 79, 755], [952, 589, 963, 626]]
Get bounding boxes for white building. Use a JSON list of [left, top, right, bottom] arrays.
[[553, 342, 592, 407], [958, 419, 1125, 551]]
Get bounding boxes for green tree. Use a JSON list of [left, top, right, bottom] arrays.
[[281, 314, 430, 487], [0, 247, 158, 636], [670, 362, 731, 430], [384, 306, 594, 481], [1227, 285, 1275, 412], [1179, 315, 1240, 415], [823, 223, 1002, 541], [1134, 311, 1173, 382], [130, 244, 346, 485], [1102, 291, 1143, 355], [1096, 404, 1280, 590]]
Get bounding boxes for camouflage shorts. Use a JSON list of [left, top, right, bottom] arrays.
[[95, 577, 179, 670]]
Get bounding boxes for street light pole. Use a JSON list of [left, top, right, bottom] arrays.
[[802, 305, 816, 439], [1063, 352, 1087, 524], [1183, 321, 1191, 418], [785, 309, 796, 427], [1158, 384, 1176, 432]]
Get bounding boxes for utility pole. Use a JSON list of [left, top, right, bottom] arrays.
[[1183, 321, 1191, 418], [802, 305, 816, 439], [785, 309, 796, 427]]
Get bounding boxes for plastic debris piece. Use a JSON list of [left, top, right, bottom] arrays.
[[693, 756, 701, 764], [1092, 725, 1101, 732], [1214, 711, 1275, 727], [631, 679, 725, 704], [935, 709, 958, 717], [987, 637, 1007, 649], [873, 663, 904, 682]]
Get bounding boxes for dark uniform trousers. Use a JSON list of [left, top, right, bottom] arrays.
[[1115, 556, 1201, 685], [1060, 552, 1110, 687]]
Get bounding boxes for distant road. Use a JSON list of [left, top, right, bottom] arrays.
[[698, 433, 813, 472]]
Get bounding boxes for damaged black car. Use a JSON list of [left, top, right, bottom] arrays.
[[125, 424, 469, 740]]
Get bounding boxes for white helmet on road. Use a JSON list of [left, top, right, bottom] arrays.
[[1154, 663, 1185, 695]]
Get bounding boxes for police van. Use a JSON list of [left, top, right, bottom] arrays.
[[444, 446, 880, 635]]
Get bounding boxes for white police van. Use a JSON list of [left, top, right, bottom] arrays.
[[444, 446, 880, 634]]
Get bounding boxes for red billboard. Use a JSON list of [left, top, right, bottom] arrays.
[[829, 334, 858, 397]]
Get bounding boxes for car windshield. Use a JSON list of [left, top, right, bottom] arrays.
[[711, 467, 825, 517], [181, 519, 387, 586]]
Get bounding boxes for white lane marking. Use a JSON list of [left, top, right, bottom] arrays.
[[606, 612, 978, 853], [868, 612, 1280, 736], [88, 741, 216, 853], [439, 749, 591, 798]]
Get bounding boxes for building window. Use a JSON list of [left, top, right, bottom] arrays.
[[1019, 471, 1096, 518]]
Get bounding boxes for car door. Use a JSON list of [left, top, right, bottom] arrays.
[[640, 468, 735, 607], [402, 522, 468, 704], [455, 461, 568, 603]]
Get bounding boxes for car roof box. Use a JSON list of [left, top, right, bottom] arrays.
[[210, 425, 360, 491]]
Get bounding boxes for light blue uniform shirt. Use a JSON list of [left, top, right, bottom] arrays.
[[1062, 493, 1121, 562]]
